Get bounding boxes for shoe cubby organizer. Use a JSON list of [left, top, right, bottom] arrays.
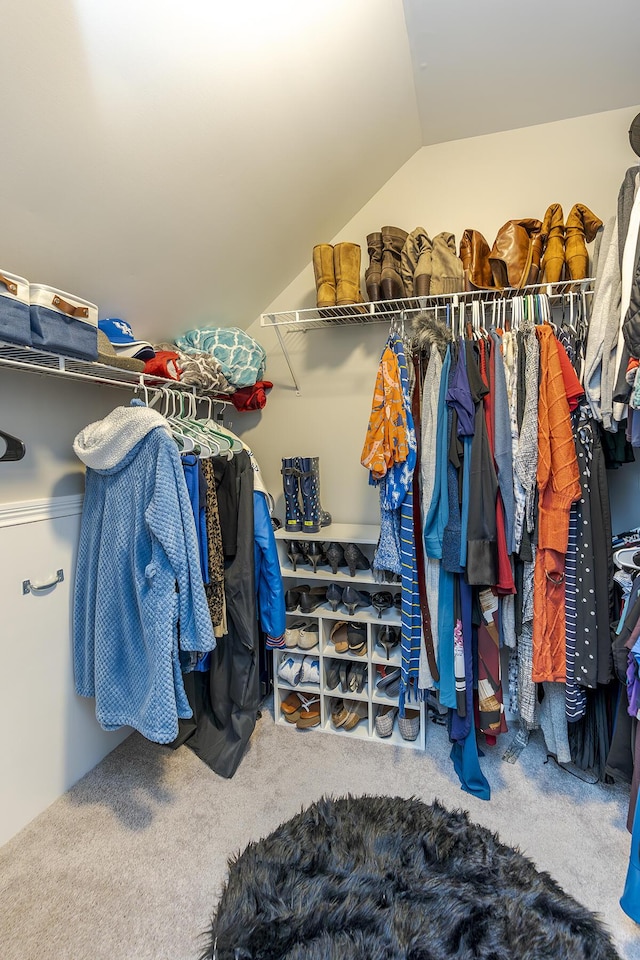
[[274, 523, 426, 751]]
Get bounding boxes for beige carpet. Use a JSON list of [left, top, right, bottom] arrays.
[[1, 700, 638, 960]]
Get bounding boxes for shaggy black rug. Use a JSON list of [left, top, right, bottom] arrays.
[[203, 795, 621, 960]]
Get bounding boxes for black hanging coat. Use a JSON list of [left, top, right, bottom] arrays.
[[177, 450, 261, 778]]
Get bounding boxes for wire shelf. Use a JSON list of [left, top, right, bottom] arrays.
[[261, 278, 595, 332], [0, 340, 230, 404]]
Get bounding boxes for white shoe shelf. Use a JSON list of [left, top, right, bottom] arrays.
[[273, 524, 426, 751]]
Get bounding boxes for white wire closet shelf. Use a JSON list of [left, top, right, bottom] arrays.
[[261, 277, 595, 394], [260, 277, 596, 333], [0, 339, 231, 405]]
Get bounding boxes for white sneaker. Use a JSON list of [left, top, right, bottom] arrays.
[[298, 656, 320, 685], [278, 654, 303, 685]]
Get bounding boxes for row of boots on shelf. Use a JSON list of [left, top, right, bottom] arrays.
[[311, 203, 601, 309], [281, 457, 331, 534]]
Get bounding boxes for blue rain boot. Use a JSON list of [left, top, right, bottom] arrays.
[[298, 456, 322, 533], [281, 458, 302, 533], [298, 456, 320, 533], [300, 456, 331, 531], [621, 795, 640, 923]]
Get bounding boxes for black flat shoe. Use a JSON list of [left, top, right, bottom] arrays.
[[372, 591, 393, 619], [339, 661, 349, 694], [347, 622, 367, 656], [324, 659, 341, 691], [299, 586, 327, 614], [285, 585, 311, 612]]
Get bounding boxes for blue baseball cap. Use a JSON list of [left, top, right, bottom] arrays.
[[98, 318, 155, 361]]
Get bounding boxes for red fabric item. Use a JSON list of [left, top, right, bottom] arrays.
[[230, 380, 273, 412], [481, 339, 515, 595], [144, 350, 181, 381], [554, 337, 584, 411]]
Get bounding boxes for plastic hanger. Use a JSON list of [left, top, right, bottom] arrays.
[[160, 390, 196, 453], [0, 428, 25, 462]]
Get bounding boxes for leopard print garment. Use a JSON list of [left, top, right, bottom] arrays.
[[201, 458, 225, 627]]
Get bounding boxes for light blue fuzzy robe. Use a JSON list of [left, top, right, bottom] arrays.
[[73, 407, 215, 744]]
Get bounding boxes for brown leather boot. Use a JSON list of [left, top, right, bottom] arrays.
[[459, 229, 493, 290], [401, 227, 431, 296], [365, 233, 383, 301], [380, 226, 408, 300], [431, 232, 464, 294], [312, 244, 336, 308], [333, 242, 364, 307], [565, 204, 603, 280], [488, 219, 543, 289], [540, 203, 565, 283]]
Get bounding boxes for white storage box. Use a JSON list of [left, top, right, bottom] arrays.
[[29, 284, 98, 360], [0, 269, 31, 346]]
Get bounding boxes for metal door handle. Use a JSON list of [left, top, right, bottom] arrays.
[[22, 569, 64, 594]]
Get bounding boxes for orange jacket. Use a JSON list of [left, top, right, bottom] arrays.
[[532, 325, 581, 684]]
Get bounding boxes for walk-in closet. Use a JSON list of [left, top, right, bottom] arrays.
[[2, 2, 640, 959]]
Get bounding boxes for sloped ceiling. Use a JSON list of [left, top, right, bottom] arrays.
[[403, 0, 640, 146], [0, 0, 638, 344]]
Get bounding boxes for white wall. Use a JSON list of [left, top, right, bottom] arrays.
[[0, 369, 132, 503], [242, 105, 640, 534], [0, 0, 420, 344]]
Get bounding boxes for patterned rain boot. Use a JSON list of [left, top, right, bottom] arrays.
[[281, 457, 303, 533], [309, 457, 331, 529], [298, 456, 331, 533]]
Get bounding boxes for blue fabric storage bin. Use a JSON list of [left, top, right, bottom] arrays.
[[0, 270, 32, 346], [29, 285, 98, 360]]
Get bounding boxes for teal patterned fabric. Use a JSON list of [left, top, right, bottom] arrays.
[[175, 326, 267, 388]]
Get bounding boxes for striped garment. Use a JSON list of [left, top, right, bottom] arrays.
[[565, 504, 587, 721]]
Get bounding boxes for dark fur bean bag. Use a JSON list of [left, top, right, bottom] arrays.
[[203, 795, 621, 960]]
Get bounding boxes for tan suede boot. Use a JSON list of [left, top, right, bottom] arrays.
[[431, 232, 464, 295], [380, 226, 408, 300], [401, 227, 432, 296], [540, 203, 565, 283], [365, 233, 383, 301], [333, 242, 364, 307], [312, 244, 336, 308], [565, 204, 603, 280]]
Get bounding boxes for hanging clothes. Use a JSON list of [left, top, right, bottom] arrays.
[[181, 450, 261, 778], [73, 403, 216, 745], [532, 324, 582, 684]]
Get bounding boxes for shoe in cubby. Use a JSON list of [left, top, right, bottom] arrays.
[[324, 659, 341, 691], [284, 619, 306, 648], [398, 709, 420, 741], [373, 624, 400, 663], [298, 621, 319, 650], [375, 704, 398, 738]]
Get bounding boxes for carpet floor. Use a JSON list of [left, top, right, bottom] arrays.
[[1, 699, 638, 960]]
